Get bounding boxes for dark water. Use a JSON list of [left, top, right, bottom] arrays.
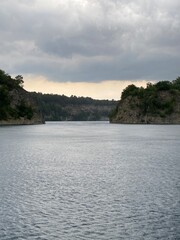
[[0, 122, 180, 240]]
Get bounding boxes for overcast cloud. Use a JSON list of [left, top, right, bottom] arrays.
[[0, 0, 180, 83]]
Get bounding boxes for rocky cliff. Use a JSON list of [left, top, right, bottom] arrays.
[[0, 70, 44, 125], [110, 78, 180, 124]]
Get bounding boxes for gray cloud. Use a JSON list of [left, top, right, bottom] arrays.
[[0, 0, 179, 82]]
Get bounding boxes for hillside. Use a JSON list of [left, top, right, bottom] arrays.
[[0, 70, 44, 125], [32, 92, 117, 121], [110, 78, 180, 124], [0, 69, 116, 123]]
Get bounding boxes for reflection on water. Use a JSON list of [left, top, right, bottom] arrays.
[[0, 122, 180, 239]]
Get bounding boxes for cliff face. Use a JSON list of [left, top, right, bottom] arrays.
[[110, 80, 180, 124], [0, 70, 44, 125], [0, 87, 44, 125]]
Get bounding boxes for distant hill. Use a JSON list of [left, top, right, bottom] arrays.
[[31, 92, 117, 121], [110, 78, 180, 124], [0, 69, 44, 125]]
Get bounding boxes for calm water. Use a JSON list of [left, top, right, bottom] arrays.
[[0, 122, 180, 240]]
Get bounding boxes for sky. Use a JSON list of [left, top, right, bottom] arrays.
[[0, 0, 179, 99]]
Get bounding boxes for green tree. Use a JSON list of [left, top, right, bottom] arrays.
[[15, 75, 24, 87], [155, 81, 172, 91], [172, 76, 180, 90], [121, 84, 139, 99]]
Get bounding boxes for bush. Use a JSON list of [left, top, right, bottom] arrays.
[[155, 81, 172, 91], [121, 84, 139, 99]]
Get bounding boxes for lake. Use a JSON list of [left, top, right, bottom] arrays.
[[0, 122, 180, 239]]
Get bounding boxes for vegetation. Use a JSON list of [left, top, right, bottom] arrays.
[[0, 68, 116, 122], [0, 69, 34, 120], [121, 77, 180, 100], [0, 69, 24, 89], [31, 92, 116, 121], [110, 77, 180, 122]]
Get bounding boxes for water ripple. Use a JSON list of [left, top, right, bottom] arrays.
[[0, 122, 180, 239]]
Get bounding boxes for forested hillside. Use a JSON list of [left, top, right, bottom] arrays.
[[32, 92, 117, 121]]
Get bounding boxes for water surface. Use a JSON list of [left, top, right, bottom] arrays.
[[0, 122, 180, 239]]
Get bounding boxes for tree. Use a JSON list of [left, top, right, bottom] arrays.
[[121, 84, 139, 99], [172, 76, 180, 90], [15, 75, 24, 87], [155, 81, 172, 91]]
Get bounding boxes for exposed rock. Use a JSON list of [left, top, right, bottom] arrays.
[[0, 70, 44, 125], [0, 118, 44, 126], [110, 80, 180, 124]]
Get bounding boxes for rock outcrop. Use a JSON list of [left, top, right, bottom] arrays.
[[110, 79, 180, 124], [0, 70, 44, 125]]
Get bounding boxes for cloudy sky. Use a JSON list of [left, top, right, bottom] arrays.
[[0, 0, 179, 99]]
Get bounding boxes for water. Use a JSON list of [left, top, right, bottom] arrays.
[[0, 122, 179, 240]]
